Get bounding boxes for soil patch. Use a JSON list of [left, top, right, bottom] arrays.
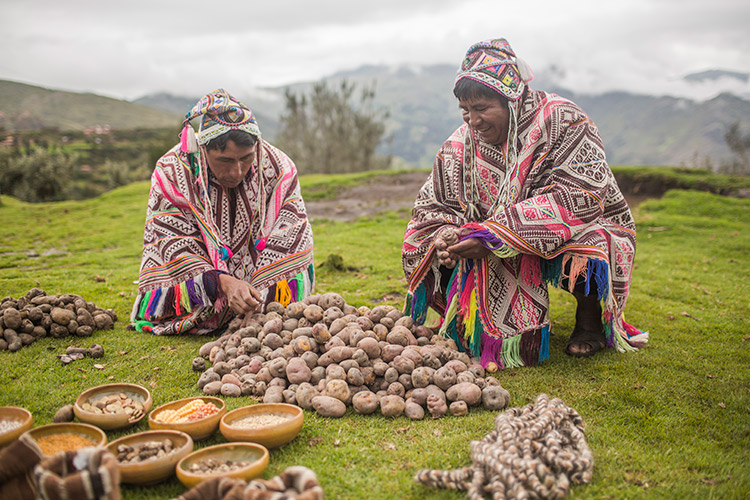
[[305, 171, 650, 222]]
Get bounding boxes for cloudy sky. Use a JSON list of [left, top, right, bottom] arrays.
[[1, 0, 749, 102]]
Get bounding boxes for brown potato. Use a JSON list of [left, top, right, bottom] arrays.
[[312, 395, 347, 418]]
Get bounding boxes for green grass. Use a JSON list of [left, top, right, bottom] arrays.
[[1, 181, 749, 499], [299, 168, 427, 200], [611, 165, 750, 197]]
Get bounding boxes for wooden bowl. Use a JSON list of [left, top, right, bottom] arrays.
[[176, 442, 269, 489], [148, 396, 226, 441], [106, 430, 193, 485], [220, 403, 304, 449], [24, 423, 107, 456], [0, 406, 33, 448], [74, 383, 153, 430]]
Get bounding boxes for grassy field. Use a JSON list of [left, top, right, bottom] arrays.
[[0, 176, 749, 499]]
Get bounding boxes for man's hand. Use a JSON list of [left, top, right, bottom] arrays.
[[434, 226, 461, 268], [218, 274, 262, 325], [447, 237, 491, 260]]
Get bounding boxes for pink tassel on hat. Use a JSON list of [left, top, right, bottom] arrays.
[[180, 123, 198, 153]]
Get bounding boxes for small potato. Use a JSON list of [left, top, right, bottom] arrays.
[[392, 355, 415, 375], [386, 326, 411, 347], [323, 306, 344, 324], [286, 357, 312, 384], [296, 383, 319, 410], [203, 381, 223, 395], [286, 302, 306, 319], [456, 371, 475, 384], [312, 395, 347, 418], [433, 366, 457, 391], [352, 391, 379, 415], [482, 385, 510, 411], [53, 404, 75, 423], [404, 401, 425, 420], [427, 394, 447, 419], [444, 359, 468, 374], [411, 366, 435, 388], [446, 382, 482, 406], [450, 401, 468, 417], [328, 317, 348, 336], [380, 395, 405, 418], [263, 317, 283, 335], [381, 344, 404, 363], [303, 304, 324, 323], [387, 382, 406, 398]]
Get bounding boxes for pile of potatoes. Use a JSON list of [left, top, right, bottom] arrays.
[[0, 288, 116, 352], [195, 292, 510, 419]]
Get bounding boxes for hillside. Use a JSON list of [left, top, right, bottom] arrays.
[[136, 65, 750, 168], [3, 70, 750, 169], [0, 80, 181, 131]]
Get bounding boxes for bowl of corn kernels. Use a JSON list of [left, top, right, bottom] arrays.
[[148, 397, 225, 441]]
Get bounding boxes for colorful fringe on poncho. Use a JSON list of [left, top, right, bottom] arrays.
[[131, 136, 314, 335], [403, 89, 648, 369]]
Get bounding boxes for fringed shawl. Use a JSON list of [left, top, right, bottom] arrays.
[[131, 141, 314, 335], [403, 90, 647, 368]]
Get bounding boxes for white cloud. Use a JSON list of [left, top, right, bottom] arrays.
[[0, 0, 748, 100]]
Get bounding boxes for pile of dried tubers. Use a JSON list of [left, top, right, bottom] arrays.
[[0, 288, 116, 352], [196, 292, 510, 419]]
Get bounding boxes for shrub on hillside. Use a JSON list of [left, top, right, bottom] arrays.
[[0, 146, 77, 202]]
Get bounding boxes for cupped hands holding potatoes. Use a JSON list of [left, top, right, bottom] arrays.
[[434, 226, 491, 268]]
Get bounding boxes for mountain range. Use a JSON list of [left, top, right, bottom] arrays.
[[2, 65, 749, 168]]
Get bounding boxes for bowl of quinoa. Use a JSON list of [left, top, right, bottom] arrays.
[[219, 403, 303, 449], [24, 423, 106, 456]]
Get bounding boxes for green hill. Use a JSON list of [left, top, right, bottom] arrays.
[[0, 79, 181, 131]]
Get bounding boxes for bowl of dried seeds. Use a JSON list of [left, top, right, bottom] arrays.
[[24, 423, 107, 456], [0, 406, 33, 448], [106, 429, 193, 485], [219, 403, 304, 449], [176, 442, 269, 489], [74, 383, 152, 430], [148, 396, 226, 441]]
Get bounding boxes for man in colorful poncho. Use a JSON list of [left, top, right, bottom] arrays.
[[403, 39, 648, 368], [131, 89, 314, 335]]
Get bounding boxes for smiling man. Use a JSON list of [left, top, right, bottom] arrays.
[[131, 89, 314, 335], [403, 39, 647, 368]]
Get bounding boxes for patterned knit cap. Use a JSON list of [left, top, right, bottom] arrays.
[[456, 38, 534, 101], [180, 88, 261, 152]]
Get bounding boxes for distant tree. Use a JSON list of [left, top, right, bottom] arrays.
[[0, 147, 77, 202], [276, 80, 391, 174], [720, 122, 750, 176]]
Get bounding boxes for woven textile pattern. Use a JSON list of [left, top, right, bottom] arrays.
[[403, 90, 646, 364], [133, 141, 313, 335]]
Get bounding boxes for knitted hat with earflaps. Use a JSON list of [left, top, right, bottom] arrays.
[[179, 88, 261, 153], [455, 38, 534, 101]]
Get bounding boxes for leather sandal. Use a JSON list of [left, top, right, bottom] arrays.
[[564, 326, 606, 358]]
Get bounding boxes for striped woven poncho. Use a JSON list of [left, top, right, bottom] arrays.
[[131, 140, 314, 335], [403, 89, 648, 369]]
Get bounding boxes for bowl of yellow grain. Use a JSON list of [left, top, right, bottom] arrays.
[[148, 397, 225, 441], [24, 423, 107, 456]]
